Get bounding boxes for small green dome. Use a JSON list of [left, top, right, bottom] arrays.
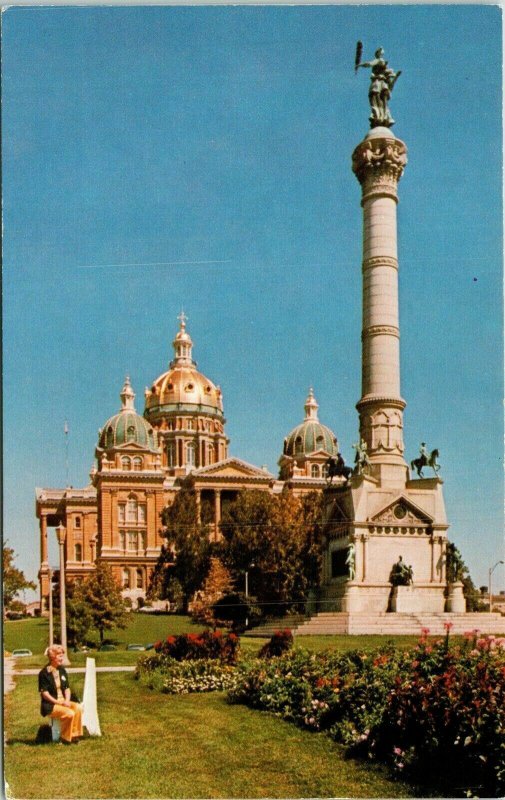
[[98, 377, 158, 452], [283, 389, 338, 457]]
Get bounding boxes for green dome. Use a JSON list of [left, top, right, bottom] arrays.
[[284, 421, 338, 457], [98, 377, 158, 452], [99, 411, 157, 451], [283, 389, 338, 457]]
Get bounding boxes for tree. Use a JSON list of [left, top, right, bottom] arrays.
[[53, 577, 94, 648], [218, 489, 325, 617], [82, 562, 127, 643], [191, 557, 235, 625], [149, 490, 213, 611], [3, 546, 36, 609]]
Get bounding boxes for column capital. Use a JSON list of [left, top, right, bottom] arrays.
[[352, 134, 407, 187]]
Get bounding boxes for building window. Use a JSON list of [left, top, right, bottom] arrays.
[[127, 531, 138, 551], [118, 505, 126, 524], [295, 436, 303, 454], [316, 436, 325, 450], [186, 442, 196, 467], [119, 531, 126, 551], [322, 463, 329, 479], [122, 568, 130, 588], [132, 457, 142, 471], [136, 569, 144, 589], [74, 543, 82, 561], [207, 443, 214, 465], [138, 504, 146, 524], [121, 456, 131, 471], [75, 517, 81, 529], [167, 443, 175, 467], [126, 498, 137, 523], [311, 464, 320, 478], [187, 419, 194, 430]]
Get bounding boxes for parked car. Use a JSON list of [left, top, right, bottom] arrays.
[[126, 643, 145, 651], [98, 643, 116, 651], [12, 648, 33, 657]]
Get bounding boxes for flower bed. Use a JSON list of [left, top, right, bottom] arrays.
[[136, 657, 242, 694], [228, 633, 505, 797]]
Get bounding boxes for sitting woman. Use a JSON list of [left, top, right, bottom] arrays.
[[38, 644, 83, 744]]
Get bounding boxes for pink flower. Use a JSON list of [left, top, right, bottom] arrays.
[[443, 622, 454, 631]]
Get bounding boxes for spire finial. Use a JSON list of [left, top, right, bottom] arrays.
[[178, 310, 188, 330], [120, 375, 136, 411]]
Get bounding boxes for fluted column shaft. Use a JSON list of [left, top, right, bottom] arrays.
[[352, 130, 408, 482]]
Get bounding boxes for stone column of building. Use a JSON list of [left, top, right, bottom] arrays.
[[352, 128, 408, 486]]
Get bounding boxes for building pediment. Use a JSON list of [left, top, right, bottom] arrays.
[[369, 495, 433, 525], [190, 457, 273, 480]]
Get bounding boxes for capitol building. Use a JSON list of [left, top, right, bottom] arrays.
[[36, 314, 339, 610]]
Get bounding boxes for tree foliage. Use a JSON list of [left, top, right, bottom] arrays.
[[3, 546, 36, 608], [149, 490, 213, 611], [83, 562, 128, 642], [218, 489, 325, 616], [191, 557, 235, 625]]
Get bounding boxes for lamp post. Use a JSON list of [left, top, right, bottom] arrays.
[[244, 562, 255, 629], [48, 566, 54, 647], [488, 560, 504, 613], [56, 524, 70, 664]]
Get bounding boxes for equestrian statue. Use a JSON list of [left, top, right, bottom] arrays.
[[410, 442, 440, 478]]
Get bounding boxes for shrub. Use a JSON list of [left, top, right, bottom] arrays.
[[258, 629, 294, 659], [149, 629, 239, 665], [212, 592, 262, 631]]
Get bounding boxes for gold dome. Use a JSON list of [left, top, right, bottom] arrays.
[[144, 314, 224, 421]]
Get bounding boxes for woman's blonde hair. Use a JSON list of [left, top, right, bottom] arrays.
[[45, 644, 65, 661]]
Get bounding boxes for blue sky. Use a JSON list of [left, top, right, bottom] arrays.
[[2, 4, 503, 595]]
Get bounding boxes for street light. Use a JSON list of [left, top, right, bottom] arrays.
[[56, 524, 70, 664], [244, 562, 255, 629], [488, 560, 504, 613]]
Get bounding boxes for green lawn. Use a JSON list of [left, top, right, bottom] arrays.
[[4, 615, 453, 670], [5, 672, 421, 799]]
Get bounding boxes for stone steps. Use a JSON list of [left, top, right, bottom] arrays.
[[294, 611, 505, 636], [245, 615, 306, 638]]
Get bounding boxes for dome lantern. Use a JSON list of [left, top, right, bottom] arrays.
[[120, 375, 135, 411], [171, 311, 195, 368], [304, 387, 319, 421]]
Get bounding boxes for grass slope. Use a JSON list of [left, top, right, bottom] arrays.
[[5, 672, 418, 799]]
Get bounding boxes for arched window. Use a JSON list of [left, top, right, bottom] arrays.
[[316, 436, 325, 451], [74, 517, 81, 529], [167, 443, 175, 467], [186, 442, 196, 467], [121, 456, 131, 471], [295, 436, 303, 454], [322, 463, 329, 479], [122, 569, 130, 588], [106, 427, 114, 447], [136, 569, 144, 589], [311, 464, 320, 478], [207, 443, 214, 465], [74, 543, 82, 561], [132, 457, 142, 471]]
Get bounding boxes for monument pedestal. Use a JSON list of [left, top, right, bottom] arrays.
[[389, 584, 445, 613], [445, 581, 466, 612]]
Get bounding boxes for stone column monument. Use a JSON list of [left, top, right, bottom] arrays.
[[321, 48, 450, 616]]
